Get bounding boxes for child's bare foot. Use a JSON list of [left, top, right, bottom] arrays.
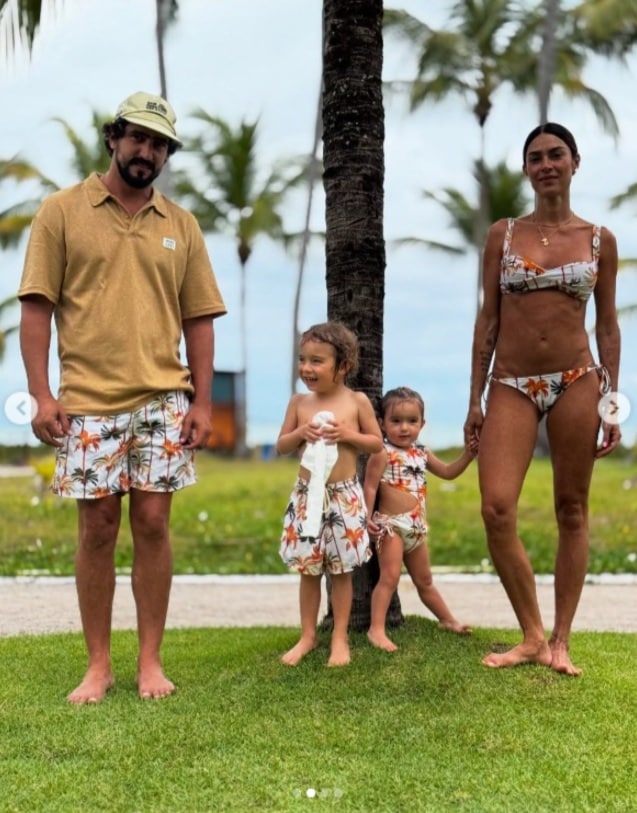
[[327, 637, 350, 667], [280, 636, 317, 666], [482, 639, 552, 669], [549, 638, 582, 676], [438, 619, 472, 635], [67, 667, 114, 705], [137, 663, 175, 699], [367, 629, 398, 652]]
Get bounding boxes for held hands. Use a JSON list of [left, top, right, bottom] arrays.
[[31, 395, 70, 448], [463, 405, 483, 456]]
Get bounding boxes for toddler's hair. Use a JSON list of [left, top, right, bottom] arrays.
[[380, 386, 425, 420], [300, 322, 359, 374]]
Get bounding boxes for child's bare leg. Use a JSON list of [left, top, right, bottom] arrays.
[[281, 574, 321, 666], [328, 572, 353, 666], [368, 534, 402, 651], [405, 545, 472, 634]]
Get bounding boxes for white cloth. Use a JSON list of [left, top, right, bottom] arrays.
[[299, 410, 338, 537]]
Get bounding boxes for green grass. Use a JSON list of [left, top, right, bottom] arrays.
[[1, 621, 635, 812], [1, 452, 635, 577]]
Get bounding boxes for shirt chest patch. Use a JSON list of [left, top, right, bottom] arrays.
[[163, 237, 176, 250]]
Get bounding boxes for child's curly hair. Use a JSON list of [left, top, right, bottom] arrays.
[[300, 322, 359, 375], [380, 386, 425, 420]]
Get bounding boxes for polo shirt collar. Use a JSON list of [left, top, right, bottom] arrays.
[[86, 172, 168, 217]]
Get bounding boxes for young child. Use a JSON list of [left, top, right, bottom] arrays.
[[363, 386, 475, 651], [277, 322, 383, 667]]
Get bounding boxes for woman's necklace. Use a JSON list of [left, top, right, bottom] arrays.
[[532, 212, 574, 246]]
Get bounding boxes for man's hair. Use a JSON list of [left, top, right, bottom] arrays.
[[300, 321, 359, 375], [101, 118, 180, 157], [379, 386, 425, 420], [522, 122, 579, 164]]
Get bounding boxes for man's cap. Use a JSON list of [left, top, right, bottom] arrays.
[[115, 91, 182, 146]]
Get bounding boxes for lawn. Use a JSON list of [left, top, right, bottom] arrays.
[[0, 621, 635, 812], [1, 450, 635, 577]]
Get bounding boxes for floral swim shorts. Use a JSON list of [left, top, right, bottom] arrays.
[[52, 390, 197, 499], [279, 476, 372, 576]]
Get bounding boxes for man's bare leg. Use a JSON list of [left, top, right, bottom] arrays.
[[281, 574, 321, 666], [67, 496, 121, 704], [328, 573, 352, 667], [130, 491, 175, 699]]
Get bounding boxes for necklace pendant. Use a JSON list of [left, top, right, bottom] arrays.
[[540, 236, 549, 246]]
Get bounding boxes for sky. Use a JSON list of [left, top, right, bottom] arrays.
[[1, 0, 636, 451]]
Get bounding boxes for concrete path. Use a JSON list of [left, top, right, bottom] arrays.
[[1, 573, 636, 637]]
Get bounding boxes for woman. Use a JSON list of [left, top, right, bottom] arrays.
[[464, 122, 621, 676]]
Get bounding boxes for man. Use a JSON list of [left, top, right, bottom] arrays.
[[18, 91, 227, 704]]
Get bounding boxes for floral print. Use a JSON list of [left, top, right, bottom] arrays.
[[52, 390, 196, 498], [280, 477, 371, 575]]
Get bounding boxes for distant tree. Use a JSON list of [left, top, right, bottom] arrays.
[[173, 113, 305, 455], [0, 0, 51, 59], [0, 294, 18, 361], [0, 114, 110, 248], [383, 0, 621, 311]]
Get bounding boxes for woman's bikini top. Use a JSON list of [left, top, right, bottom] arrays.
[[500, 218, 600, 302]]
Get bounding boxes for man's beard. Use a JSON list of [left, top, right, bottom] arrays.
[[116, 157, 160, 189]]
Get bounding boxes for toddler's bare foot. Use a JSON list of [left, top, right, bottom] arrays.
[[280, 636, 317, 666], [549, 638, 582, 677], [67, 667, 114, 705], [327, 637, 350, 667], [438, 619, 472, 635], [367, 629, 398, 652], [482, 639, 552, 669], [137, 663, 175, 699]]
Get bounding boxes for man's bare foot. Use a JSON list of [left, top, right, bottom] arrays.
[[438, 619, 472, 636], [481, 640, 552, 669], [137, 663, 175, 699], [327, 637, 350, 667], [367, 629, 398, 652], [549, 639, 582, 676], [280, 636, 317, 666], [67, 667, 114, 705]]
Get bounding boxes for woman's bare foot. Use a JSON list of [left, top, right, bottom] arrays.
[[327, 637, 350, 667], [482, 639, 552, 669], [137, 663, 175, 699], [549, 638, 582, 676], [280, 636, 317, 666], [438, 619, 472, 636], [67, 667, 115, 705], [367, 629, 398, 652]]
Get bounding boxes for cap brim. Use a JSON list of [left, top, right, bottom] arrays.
[[120, 113, 182, 147]]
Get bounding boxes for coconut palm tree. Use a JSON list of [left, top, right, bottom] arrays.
[[172, 113, 305, 455], [0, 114, 110, 248], [396, 160, 530, 257], [383, 0, 621, 312]]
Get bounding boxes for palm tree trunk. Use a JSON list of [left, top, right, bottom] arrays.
[[321, 0, 402, 631], [538, 0, 560, 123], [290, 78, 323, 397]]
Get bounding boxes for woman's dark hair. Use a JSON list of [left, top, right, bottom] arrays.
[[522, 122, 579, 164], [101, 118, 180, 157]]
